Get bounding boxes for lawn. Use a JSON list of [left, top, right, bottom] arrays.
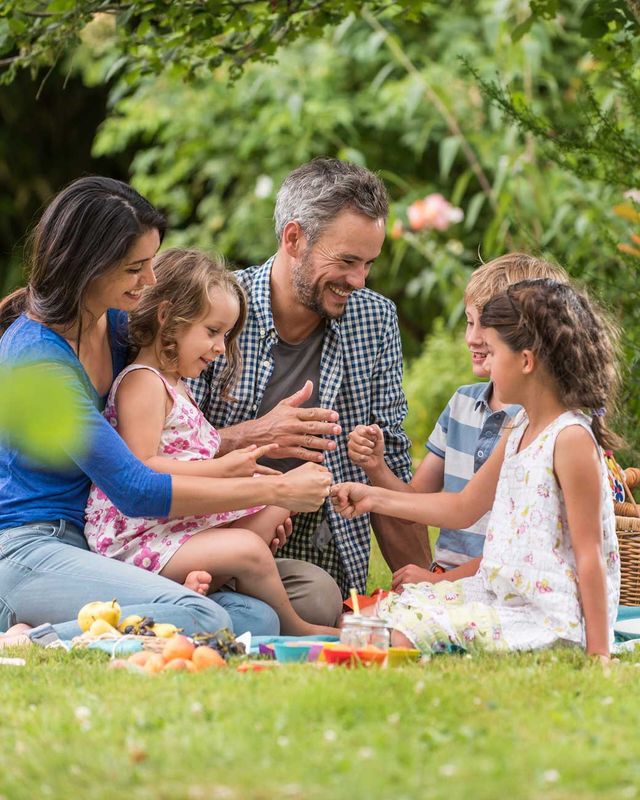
[[1, 542, 639, 800]]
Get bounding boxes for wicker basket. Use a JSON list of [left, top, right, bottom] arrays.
[[71, 632, 167, 652], [613, 466, 640, 606]]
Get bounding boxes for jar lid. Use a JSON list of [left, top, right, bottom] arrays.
[[342, 615, 388, 629]]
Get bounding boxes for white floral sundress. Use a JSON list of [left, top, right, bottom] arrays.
[[85, 364, 263, 573], [379, 410, 620, 655]]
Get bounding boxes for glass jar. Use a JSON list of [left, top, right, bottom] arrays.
[[340, 615, 390, 650]]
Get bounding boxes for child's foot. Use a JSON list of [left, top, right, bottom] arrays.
[[184, 570, 212, 595], [0, 623, 33, 649]]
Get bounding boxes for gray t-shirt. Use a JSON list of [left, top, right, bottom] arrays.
[[257, 322, 325, 472]]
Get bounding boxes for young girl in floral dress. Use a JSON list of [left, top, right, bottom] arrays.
[[85, 248, 337, 637], [333, 279, 621, 660]]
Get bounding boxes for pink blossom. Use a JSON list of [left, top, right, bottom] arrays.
[[407, 193, 464, 232]]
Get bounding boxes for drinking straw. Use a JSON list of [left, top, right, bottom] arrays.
[[350, 588, 360, 615]]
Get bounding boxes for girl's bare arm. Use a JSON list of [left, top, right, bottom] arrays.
[[555, 426, 610, 657], [333, 433, 507, 529]]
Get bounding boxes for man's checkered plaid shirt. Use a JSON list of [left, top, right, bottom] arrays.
[[188, 257, 413, 595]]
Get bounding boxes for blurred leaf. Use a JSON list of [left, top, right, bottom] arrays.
[[0, 365, 84, 463]]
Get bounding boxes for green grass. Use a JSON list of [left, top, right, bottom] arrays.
[[2, 645, 640, 799], [2, 541, 638, 800]]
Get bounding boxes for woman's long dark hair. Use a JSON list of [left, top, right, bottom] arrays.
[[0, 177, 165, 341]]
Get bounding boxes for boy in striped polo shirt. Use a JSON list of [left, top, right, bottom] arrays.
[[347, 253, 569, 588]]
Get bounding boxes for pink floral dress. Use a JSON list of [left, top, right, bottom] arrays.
[[379, 410, 620, 655], [85, 364, 263, 573]]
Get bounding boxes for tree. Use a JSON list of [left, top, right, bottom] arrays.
[[0, 0, 419, 84]]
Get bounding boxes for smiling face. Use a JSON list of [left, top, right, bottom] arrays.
[[465, 303, 491, 378], [84, 228, 161, 316], [290, 209, 385, 319], [482, 326, 526, 405], [174, 287, 240, 379]]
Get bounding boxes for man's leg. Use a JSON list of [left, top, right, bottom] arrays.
[[276, 558, 344, 627]]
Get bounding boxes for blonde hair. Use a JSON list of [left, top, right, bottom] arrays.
[[128, 248, 247, 401], [465, 253, 569, 310]]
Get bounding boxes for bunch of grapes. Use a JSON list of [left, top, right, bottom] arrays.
[[191, 628, 246, 659], [121, 616, 157, 636]]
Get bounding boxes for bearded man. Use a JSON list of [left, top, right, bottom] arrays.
[[190, 158, 430, 626]]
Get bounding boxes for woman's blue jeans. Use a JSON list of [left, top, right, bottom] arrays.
[[0, 520, 279, 639]]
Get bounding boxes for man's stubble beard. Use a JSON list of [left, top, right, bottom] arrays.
[[290, 248, 343, 320]]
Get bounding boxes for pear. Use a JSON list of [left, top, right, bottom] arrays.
[[151, 623, 182, 639], [77, 599, 121, 632], [88, 619, 122, 637]]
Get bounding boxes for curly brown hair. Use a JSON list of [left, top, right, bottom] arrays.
[[128, 248, 247, 402], [480, 278, 622, 450]]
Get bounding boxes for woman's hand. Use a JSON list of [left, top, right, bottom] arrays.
[[282, 463, 333, 512], [215, 444, 282, 477], [348, 424, 385, 472], [330, 482, 375, 518]]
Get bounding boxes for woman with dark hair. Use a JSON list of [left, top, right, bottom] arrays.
[[0, 177, 331, 646]]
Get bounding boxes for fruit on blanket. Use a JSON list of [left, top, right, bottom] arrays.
[[77, 599, 121, 632], [128, 651, 153, 667], [162, 658, 191, 671], [118, 614, 144, 633], [143, 654, 166, 674], [191, 628, 246, 659], [192, 645, 226, 671], [163, 634, 195, 663], [88, 619, 122, 637], [151, 623, 182, 638]]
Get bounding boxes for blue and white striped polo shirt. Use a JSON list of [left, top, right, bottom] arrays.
[[426, 382, 520, 569]]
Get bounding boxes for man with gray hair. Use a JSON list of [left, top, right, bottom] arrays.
[[190, 158, 430, 625]]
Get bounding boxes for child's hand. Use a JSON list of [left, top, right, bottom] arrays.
[[330, 482, 374, 518], [391, 564, 438, 591], [216, 444, 282, 477], [348, 424, 385, 473], [270, 515, 293, 554]]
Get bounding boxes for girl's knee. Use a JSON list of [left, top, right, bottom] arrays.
[[235, 530, 272, 568]]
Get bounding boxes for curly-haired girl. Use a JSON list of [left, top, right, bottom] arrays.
[[332, 278, 621, 660]]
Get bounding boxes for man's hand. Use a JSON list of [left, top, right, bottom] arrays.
[[330, 482, 375, 518], [215, 444, 283, 477], [391, 563, 441, 592], [260, 380, 342, 462], [347, 424, 385, 472]]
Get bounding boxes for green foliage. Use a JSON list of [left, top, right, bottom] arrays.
[[404, 320, 476, 459], [80, 3, 633, 357], [0, 0, 415, 85], [0, 365, 84, 462]]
